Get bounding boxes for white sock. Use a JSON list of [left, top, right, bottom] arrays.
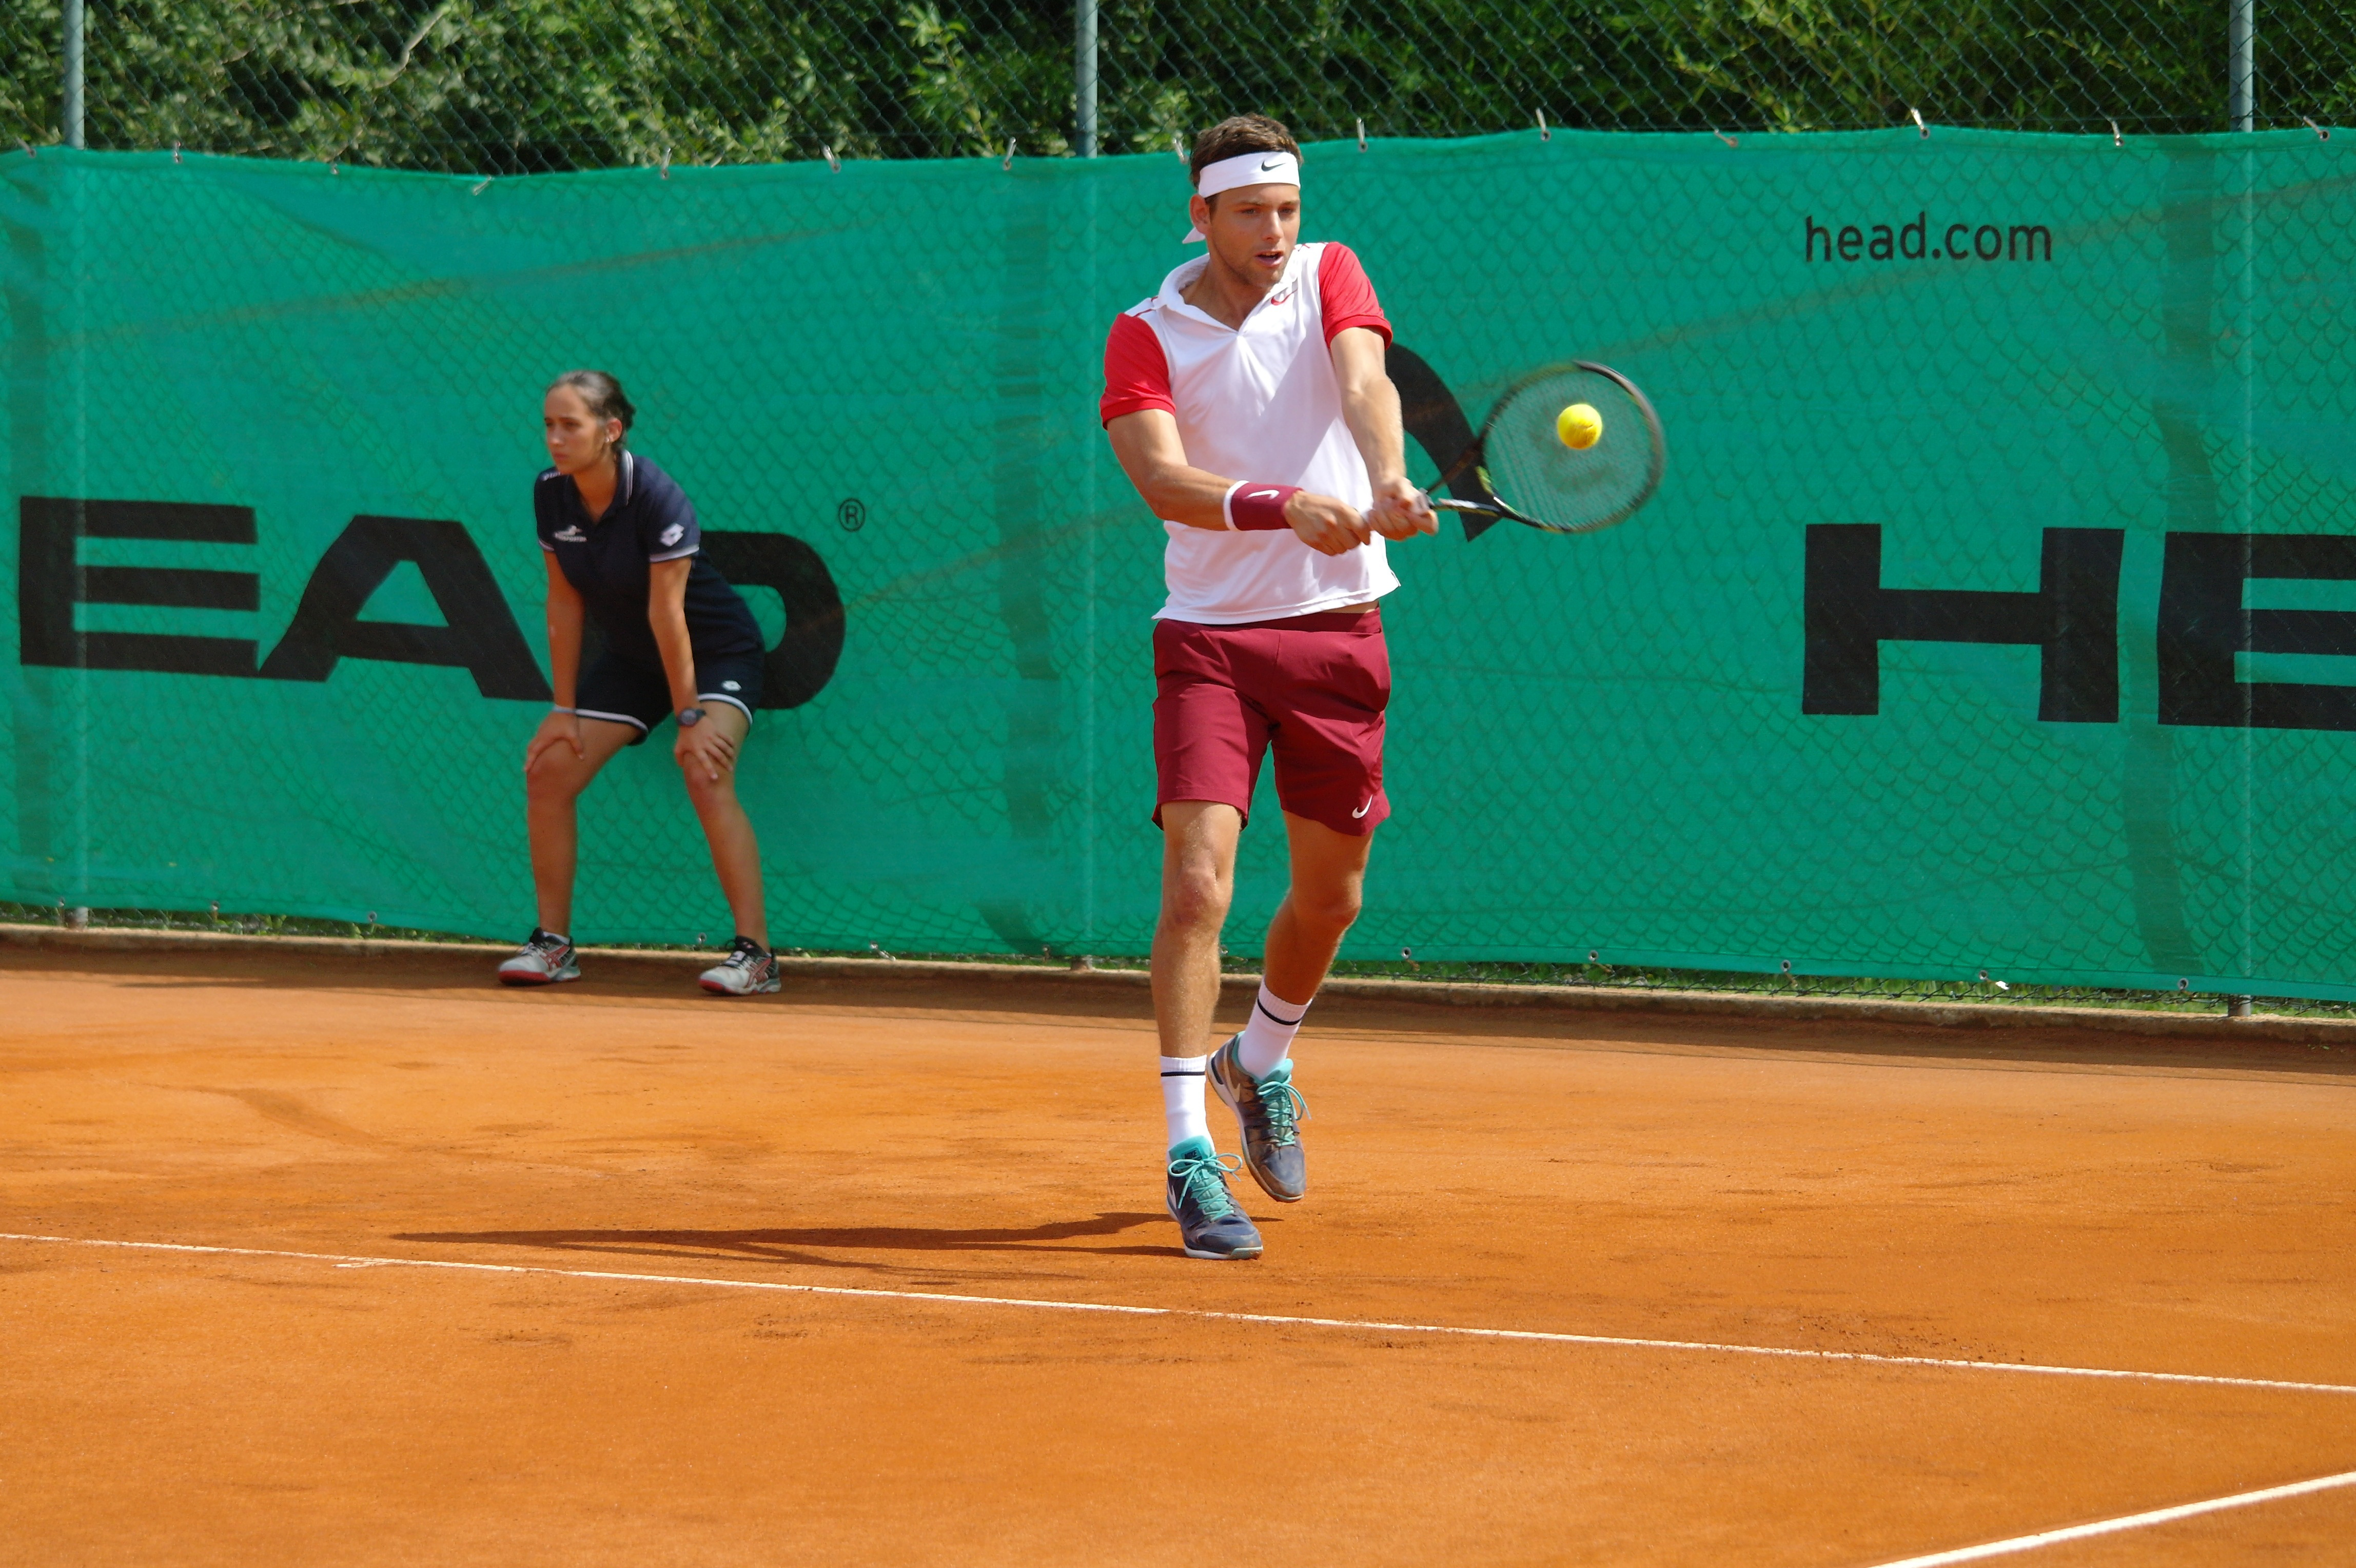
[[1160, 1055, 1210, 1151], [1236, 983, 1307, 1079]]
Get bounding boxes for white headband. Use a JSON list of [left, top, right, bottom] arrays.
[[1184, 149, 1300, 242]]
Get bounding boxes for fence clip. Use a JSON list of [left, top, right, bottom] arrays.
[[470, 177, 492, 194], [822, 144, 840, 172], [1535, 108, 1549, 142], [659, 147, 671, 180], [1356, 116, 1366, 152], [2301, 115, 2332, 141], [1172, 132, 1186, 162], [1001, 136, 1016, 170], [1909, 107, 1929, 139], [2110, 120, 2123, 147], [1714, 128, 1739, 148], [172, 141, 183, 164], [18, 139, 34, 159]]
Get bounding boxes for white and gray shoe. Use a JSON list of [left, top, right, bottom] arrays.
[[700, 935, 781, 996], [497, 928, 579, 986]]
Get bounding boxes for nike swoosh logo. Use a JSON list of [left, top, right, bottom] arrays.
[[1352, 799, 1372, 819], [1247, 488, 1282, 500], [1260, 159, 1283, 171]]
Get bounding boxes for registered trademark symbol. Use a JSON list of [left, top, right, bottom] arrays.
[[838, 498, 866, 532]]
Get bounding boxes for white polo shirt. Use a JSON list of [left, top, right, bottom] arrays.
[[1101, 241, 1400, 625]]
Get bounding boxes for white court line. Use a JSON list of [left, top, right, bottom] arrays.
[[1861, 1467, 2356, 1566], [4, 1231, 2353, 1400]]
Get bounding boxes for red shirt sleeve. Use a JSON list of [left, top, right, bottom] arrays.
[[1100, 311, 1174, 425], [1318, 243, 1391, 345]]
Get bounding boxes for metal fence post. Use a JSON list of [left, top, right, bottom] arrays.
[[62, 0, 85, 148], [2228, 0, 2257, 1017], [2228, 0, 2254, 131], [1075, 0, 1098, 156]]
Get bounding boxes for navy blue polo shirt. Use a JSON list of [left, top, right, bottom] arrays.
[[534, 452, 762, 666]]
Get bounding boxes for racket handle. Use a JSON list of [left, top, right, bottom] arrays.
[[1359, 492, 1457, 531], [1425, 496, 1500, 518]]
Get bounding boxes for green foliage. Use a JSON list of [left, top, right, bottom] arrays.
[[0, 0, 1072, 169], [0, 0, 2348, 170], [1102, 0, 2254, 143]]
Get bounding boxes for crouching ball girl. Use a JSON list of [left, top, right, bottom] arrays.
[[498, 370, 781, 995]]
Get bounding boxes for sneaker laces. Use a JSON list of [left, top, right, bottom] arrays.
[[521, 929, 567, 957], [1256, 1077, 1309, 1147], [1167, 1149, 1246, 1219], [715, 937, 768, 972]]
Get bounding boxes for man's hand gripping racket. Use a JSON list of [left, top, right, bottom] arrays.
[[1422, 361, 1666, 535]]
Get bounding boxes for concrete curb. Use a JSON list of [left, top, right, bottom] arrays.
[[6, 923, 2351, 1047]]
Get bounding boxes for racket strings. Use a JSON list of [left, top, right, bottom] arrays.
[[1482, 368, 1659, 533]]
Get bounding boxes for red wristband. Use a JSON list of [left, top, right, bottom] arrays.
[[1226, 482, 1301, 532]]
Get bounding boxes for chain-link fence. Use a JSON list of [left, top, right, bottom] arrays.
[[1, 2, 2348, 173], [7, 7, 2347, 1023]]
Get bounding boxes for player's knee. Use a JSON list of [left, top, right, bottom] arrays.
[[1161, 867, 1231, 931], [681, 768, 736, 811], [525, 762, 586, 805], [1295, 883, 1363, 934]]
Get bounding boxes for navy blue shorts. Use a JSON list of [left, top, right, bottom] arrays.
[[574, 646, 764, 743]]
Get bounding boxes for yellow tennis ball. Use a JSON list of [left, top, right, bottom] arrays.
[[1556, 402, 1603, 450]]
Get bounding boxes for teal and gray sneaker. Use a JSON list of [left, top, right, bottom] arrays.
[[1208, 1035, 1309, 1203], [1165, 1137, 1263, 1260]]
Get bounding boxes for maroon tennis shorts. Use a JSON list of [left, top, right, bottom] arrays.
[[1152, 606, 1391, 836]]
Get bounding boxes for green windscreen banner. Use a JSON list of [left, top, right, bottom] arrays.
[[5, 130, 2354, 996]]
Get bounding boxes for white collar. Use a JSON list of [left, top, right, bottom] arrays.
[[1154, 245, 1308, 329]]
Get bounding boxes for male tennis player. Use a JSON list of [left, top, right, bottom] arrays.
[[1101, 114, 1436, 1260]]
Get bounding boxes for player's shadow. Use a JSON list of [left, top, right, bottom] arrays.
[[394, 1213, 1185, 1272]]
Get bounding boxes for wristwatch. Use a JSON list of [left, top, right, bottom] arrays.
[[677, 707, 705, 728]]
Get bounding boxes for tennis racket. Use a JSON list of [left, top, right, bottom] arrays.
[[1423, 361, 1665, 535]]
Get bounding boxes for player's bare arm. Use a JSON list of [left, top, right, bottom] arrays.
[[647, 556, 736, 783], [1329, 326, 1437, 541], [1106, 408, 1370, 556], [525, 552, 587, 771]]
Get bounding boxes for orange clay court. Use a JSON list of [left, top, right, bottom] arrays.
[[3, 940, 2353, 1567]]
